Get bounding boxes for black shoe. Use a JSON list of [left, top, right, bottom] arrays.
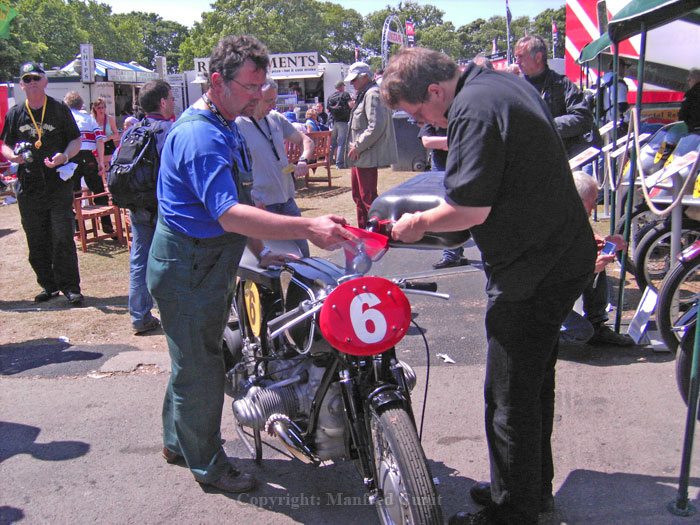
[[433, 257, 469, 269], [448, 508, 495, 525], [35, 290, 59, 302], [587, 324, 635, 346], [65, 292, 84, 305], [470, 482, 554, 513], [133, 316, 161, 335]]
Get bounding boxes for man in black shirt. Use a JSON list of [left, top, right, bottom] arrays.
[[382, 47, 596, 525], [679, 67, 700, 131], [1, 62, 83, 304]]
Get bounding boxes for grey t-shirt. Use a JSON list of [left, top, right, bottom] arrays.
[[235, 110, 298, 206]]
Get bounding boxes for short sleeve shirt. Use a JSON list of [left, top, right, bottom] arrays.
[[444, 64, 596, 301], [235, 110, 297, 205], [1, 96, 81, 194], [418, 124, 448, 170], [157, 108, 245, 238], [70, 109, 104, 152]]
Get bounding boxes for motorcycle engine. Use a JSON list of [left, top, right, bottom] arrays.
[[232, 356, 346, 460]]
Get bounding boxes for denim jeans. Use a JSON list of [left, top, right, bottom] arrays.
[[129, 208, 157, 329], [265, 198, 310, 257], [334, 121, 348, 168]]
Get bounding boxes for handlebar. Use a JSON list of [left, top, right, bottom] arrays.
[[401, 281, 438, 293]]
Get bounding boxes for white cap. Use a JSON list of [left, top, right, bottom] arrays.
[[344, 62, 372, 82]]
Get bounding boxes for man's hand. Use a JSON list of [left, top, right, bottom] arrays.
[[595, 253, 616, 273], [347, 145, 360, 161], [44, 152, 68, 169], [604, 234, 627, 252], [293, 162, 309, 179], [306, 215, 356, 249], [391, 212, 425, 243]]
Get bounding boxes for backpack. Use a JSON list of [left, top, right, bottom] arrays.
[[327, 91, 351, 122], [107, 119, 160, 210], [586, 74, 627, 120]]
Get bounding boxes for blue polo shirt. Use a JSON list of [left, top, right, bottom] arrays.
[[157, 108, 246, 238]]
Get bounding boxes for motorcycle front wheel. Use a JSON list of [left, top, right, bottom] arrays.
[[656, 257, 700, 353], [369, 405, 443, 525]]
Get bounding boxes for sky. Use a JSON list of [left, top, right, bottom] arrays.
[[102, 0, 566, 29]]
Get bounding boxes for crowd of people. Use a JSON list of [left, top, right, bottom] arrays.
[[3, 32, 700, 525]]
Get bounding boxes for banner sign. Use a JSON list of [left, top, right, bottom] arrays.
[[269, 52, 318, 77], [80, 43, 95, 84]]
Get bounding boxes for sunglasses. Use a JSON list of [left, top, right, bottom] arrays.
[[22, 75, 42, 83]]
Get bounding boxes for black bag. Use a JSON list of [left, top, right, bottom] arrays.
[[327, 92, 351, 122], [107, 119, 159, 210], [103, 139, 117, 156]]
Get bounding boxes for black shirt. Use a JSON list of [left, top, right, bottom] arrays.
[[679, 82, 700, 132], [1, 96, 81, 196], [444, 64, 596, 301]]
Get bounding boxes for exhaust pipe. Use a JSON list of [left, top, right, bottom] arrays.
[[265, 414, 319, 465]]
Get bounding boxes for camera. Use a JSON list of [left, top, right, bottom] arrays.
[[13, 142, 34, 163], [601, 241, 617, 256]]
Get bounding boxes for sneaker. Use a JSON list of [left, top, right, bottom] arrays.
[[196, 464, 256, 493], [433, 257, 469, 269], [133, 316, 161, 335], [35, 290, 59, 302], [587, 324, 635, 346]]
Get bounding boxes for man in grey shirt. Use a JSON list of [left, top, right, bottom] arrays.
[[236, 78, 315, 256]]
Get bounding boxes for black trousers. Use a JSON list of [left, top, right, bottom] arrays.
[[71, 150, 112, 229], [18, 181, 81, 294], [484, 272, 591, 524]]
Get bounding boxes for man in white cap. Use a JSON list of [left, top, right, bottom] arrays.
[[343, 61, 397, 228]]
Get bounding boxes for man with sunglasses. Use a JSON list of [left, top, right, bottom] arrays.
[[1, 62, 83, 304], [381, 47, 596, 525], [235, 77, 315, 256], [147, 36, 353, 495]]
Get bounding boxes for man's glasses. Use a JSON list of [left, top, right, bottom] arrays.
[[230, 78, 263, 94], [22, 75, 42, 83]]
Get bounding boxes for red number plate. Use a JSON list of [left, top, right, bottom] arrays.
[[319, 276, 411, 356]]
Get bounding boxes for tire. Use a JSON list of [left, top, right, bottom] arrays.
[[369, 405, 443, 525], [656, 257, 700, 352], [222, 324, 242, 371], [613, 205, 662, 278], [633, 220, 700, 293], [676, 325, 700, 419]]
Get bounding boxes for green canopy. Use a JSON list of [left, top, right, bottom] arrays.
[[607, 0, 700, 43], [577, 33, 613, 64]]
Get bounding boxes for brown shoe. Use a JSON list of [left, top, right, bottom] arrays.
[[197, 465, 256, 493], [162, 446, 183, 464]]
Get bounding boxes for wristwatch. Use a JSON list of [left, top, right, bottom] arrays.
[[258, 246, 272, 260], [298, 157, 307, 164]]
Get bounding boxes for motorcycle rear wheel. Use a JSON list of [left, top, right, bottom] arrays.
[[369, 406, 442, 525]]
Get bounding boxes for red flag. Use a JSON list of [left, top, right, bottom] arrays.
[[552, 18, 559, 57], [355, 48, 359, 61]]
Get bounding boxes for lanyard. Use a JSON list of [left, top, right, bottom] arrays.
[[25, 96, 47, 149], [250, 116, 280, 161], [201, 93, 251, 172]]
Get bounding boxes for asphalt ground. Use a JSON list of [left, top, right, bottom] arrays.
[[2, 242, 700, 524]]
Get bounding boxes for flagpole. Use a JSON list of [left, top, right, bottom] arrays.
[[506, 0, 512, 64]]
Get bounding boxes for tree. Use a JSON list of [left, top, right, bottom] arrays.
[[112, 11, 189, 72], [533, 7, 566, 59]]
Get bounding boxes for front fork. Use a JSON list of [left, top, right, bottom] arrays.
[[338, 353, 414, 498]]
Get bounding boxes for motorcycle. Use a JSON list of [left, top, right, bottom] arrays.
[[223, 172, 470, 524]]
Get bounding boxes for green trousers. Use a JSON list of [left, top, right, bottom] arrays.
[[147, 219, 247, 482]]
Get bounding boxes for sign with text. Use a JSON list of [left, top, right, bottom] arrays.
[[194, 57, 209, 74], [386, 29, 403, 45], [80, 43, 95, 84], [269, 52, 318, 77]]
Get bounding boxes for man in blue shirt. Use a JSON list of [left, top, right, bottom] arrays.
[[148, 35, 353, 494]]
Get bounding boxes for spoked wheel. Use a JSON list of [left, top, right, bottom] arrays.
[[369, 406, 442, 525], [614, 205, 662, 278], [676, 325, 700, 420], [656, 257, 700, 353], [633, 221, 700, 293]]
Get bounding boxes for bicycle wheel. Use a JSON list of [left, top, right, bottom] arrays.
[[656, 257, 700, 352], [633, 220, 700, 292], [614, 205, 662, 278]]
